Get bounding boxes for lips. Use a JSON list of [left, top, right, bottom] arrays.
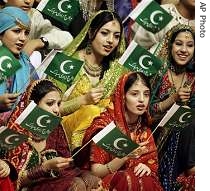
[[15, 43, 24, 50], [103, 45, 113, 52]]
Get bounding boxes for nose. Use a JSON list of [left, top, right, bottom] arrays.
[[53, 105, 60, 116], [138, 92, 144, 102], [24, 0, 31, 4], [107, 34, 114, 44], [19, 32, 28, 41], [180, 44, 188, 52]]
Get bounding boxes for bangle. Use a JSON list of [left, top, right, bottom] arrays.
[[106, 163, 114, 174]]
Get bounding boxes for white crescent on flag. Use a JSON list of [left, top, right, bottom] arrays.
[[5, 134, 21, 145], [0, 56, 12, 72], [139, 55, 151, 70], [58, 0, 69, 13], [36, 115, 50, 127], [179, 112, 192, 123], [150, 10, 164, 25], [60, 60, 72, 74], [113, 138, 128, 150]]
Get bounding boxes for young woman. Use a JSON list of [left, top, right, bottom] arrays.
[[6, 79, 101, 191], [150, 24, 195, 191], [0, 6, 38, 124], [59, 10, 127, 151], [81, 72, 163, 191]]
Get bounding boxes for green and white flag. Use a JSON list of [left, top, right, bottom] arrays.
[[158, 103, 194, 130], [0, 126, 28, 150], [37, 0, 80, 29], [41, 50, 83, 87], [92, 121, 139, 158], [0, 46, 22, 84], [119, 41, 162, 76], [129, 0, 173, 33], [15, 101, 61, 139]]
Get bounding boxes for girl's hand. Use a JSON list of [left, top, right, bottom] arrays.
[[0, 160, 10, 178], [0, 93, 19, 111], [85, 86, 104, 104], [177, 87, 191, 103], [42, 157, 72, 172], [134, 163, 151, 177]]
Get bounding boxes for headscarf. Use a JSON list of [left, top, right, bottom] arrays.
[[0, 6, 30, 33]]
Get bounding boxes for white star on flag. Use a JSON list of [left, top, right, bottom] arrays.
[[69, 65, 74, 70], [67, 4, 72, 9], [7, 63, 12, 69]]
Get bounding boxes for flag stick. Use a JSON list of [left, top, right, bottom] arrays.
[[122, 15, 130, 25], [71, 139, 93, 158], [146, 115, 166, 142]]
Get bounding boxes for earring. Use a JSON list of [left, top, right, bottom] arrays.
[[86, 40, 92, 54]]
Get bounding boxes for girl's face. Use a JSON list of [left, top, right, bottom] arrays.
[[0, 25, 30, 56], [38, 90, 61, 117], [171, 31, 194, 66], [91, 19, 121, 58], [125, 79, 150, 120], [6, 0, 34, 12]]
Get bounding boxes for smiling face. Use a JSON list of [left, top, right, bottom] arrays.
[[125, 79, 150, 122], [91, 19, 121, 57], [38, 90, 61, 117], [6, 0, 34, 12], [171, 31, 194, 66], [0, 25, 30, 56]]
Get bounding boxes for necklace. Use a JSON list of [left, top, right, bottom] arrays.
[[83, 58, 102, 77], [169, 70, 185, 95]]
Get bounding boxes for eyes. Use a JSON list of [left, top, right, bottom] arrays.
[[11, 28, 30, 37], [129, 90, 150, 98], [46, 100, 61, 107], [174, 40, 194, 48], [100, 30, 120, 40]]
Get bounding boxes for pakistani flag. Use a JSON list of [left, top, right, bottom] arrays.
[[92, 121, 139, 158], [42, 51, 83, 86], [0, 126, 28, 150], [129, 0, 173, 33], [15, 101, 61, 139], [37, 0, 80, 29], [119, 41, 162, 76], [158, 103, 194, 130], [0, 46, 22, 84]]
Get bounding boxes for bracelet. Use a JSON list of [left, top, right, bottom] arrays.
[[106, 163, 114, 174]]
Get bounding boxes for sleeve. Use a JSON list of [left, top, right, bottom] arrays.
[[29, 9, 73, 49], [45, 126, 71, 158]]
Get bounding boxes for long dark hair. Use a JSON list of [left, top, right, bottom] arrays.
[[168, 28, 195, 73], [30, 80, 61, 104], [78, 11, 123, 79]]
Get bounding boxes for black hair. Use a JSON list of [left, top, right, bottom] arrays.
[[168, 28, 195, 73], [78, 11, 123, 80], [124, 72, 151, 94], [30, 80, 61, 104]]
